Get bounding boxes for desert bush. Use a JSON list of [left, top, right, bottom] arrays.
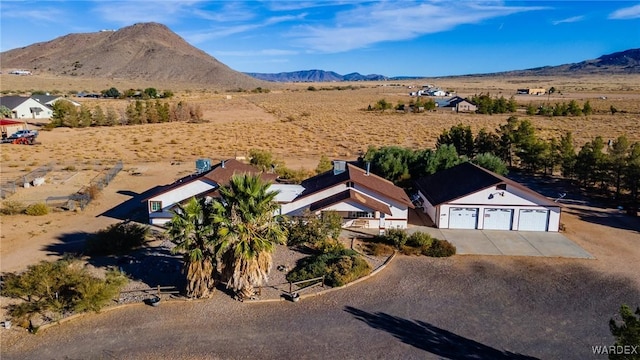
[[1, 201, 26, 215], [363, 242, 395, 257], [0, 258, 128, 324], [286, 249, 371, 287], [86, 184, 101, 200], [25, 203, 49, 216], [406, 231, 434, 248], [85, 222, 150, 256], [62, 165, 77, 171], [423, 239, 456, 257], [372, 228, 408, 248]]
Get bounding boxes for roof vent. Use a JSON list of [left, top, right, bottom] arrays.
[[333, 160, 346, 175]]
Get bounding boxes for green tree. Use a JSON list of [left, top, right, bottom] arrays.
[[364, 146, 415, 183], [582, 100, 593, 116], [143, 87, 158, 99], [513, 119, 546, 172], [424, 144, 464, 175], [609, 135, 630, 198], [623, 143, 640, 205], [558, 132, 577, 178], [285, 210, 342, 247], [608, 304, 640, 360], [526, 103, 536, 116], [437, 124, 475, 158], [167, 197, 218, 299], [474, 128, 500, 156], [472, 153, 508, 175], [496, 116, 519, 166], [78, 105, 92, 127], [375, 99, 393, 112], [213, 174, 286, 300], [0, 105, 12, 118], [51, 100, 78, 127], [103, 87, 120, 98], [575, 136, 607, 187], [567, 100, 582, 116], [104, 107, 118, 126], [315, 155, 333, 174], [249, 148, 280, 172]]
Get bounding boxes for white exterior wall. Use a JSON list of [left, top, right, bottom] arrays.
[[12, 98, 52, 119], [351, 184, 408, 227], [424, 186, 560, 231], [281, 183, 350, 216], [147, 179, 217, 224], [417, 191, 437, 221]]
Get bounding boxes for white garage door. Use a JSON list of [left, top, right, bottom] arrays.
[[449, 207, 478, 229], [518, 209, 549, 231], [483, 208, 513, 230]]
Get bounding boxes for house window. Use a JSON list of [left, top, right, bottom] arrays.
[[348, 211, 374, 218], [150, 201, 162, 212]]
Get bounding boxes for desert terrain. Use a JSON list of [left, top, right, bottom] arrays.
[[1, 74, 639, 358]]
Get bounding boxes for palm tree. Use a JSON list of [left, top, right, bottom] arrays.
[[213, 174, 286, 300], [167, 197, 217, 299]]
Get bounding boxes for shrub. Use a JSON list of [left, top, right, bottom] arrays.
[[423, 239, 456, 257], [285, 210, 343, 247], [1, 200, 26, 215], [372, 228, 408, 248], [85, 222, 150, 256], [406, 231, 433, 248], [363, 243, 395, 257], [286, 249, 371, 287], [25, 203, 49, 216], [0, 258, 128, 323]]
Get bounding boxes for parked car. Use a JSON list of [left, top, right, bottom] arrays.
[[10, 129, 38, 138]]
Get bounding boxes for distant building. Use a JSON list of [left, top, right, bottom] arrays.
[[517, 88, 546, 95]]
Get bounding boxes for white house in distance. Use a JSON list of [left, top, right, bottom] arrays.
[[31, 94, 81, 108], [0, 96, 52, 119], [280, 161, 414, 230], [414, 162, 561, 232]]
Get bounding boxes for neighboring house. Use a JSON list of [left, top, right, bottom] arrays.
[[414, 162, 561, 232], [427, 88, 446, 97], [31, 95, 80, 107], [435, 96, 477, 113], [0, 96, 52, 119], [144, 159, 280, 226], [1, 119, 27, 138], [280, 161, 414, 230], [517, 88, 546, 95]]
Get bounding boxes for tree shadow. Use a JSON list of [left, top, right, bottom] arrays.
[[43, 231, 184, 290], [344, 306, 539, 360], [563, 206, 640, 233]]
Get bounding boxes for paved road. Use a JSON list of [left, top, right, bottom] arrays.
[[3, 256, 638, 360]]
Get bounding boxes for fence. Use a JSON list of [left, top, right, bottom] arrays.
[[0, 163, 54, 199], [90, 160, 123, 191]]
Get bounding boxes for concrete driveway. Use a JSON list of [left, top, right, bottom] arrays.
[[407, 227, 594, 259]]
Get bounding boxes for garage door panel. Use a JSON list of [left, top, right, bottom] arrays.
[[518, 209, 548, 231], [449, 207, 478, 229], [483, 208, 513, 230]]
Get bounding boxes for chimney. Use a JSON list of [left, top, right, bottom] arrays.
[[221, 160, 225, 168], [365, 162, 370, 176], [333, 160, 346, 175]]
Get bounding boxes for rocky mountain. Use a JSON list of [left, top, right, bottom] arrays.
[[245, 70, 388, 82], [493, 48, 640, 76], [0, 22, 265, 89]]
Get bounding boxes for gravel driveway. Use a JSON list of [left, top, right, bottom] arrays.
[[2, 255, 638, 360]]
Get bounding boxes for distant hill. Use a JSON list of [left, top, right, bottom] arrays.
[[0, 22, 265, 89], [245, 70, 388, 82], [490, 48, 640, 76]]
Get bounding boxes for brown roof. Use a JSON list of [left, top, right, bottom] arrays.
[[298, 162, 413, 208], [143, 159, 277, 201], [308, 189, 392, 215]]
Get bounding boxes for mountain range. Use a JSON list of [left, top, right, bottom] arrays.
[[1, 22, 638, 86]]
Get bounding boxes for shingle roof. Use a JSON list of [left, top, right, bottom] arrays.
[[308, 189, 392, 215], [298, 162, 413, 207], [414, 162, 558, 206], [0, 96, 30, 109], [30, 95, 60, 104]]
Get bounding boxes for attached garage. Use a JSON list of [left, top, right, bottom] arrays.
[[483, 208, 513, 230], [449, 207, 478, 229], [518, 209, 549, 231]]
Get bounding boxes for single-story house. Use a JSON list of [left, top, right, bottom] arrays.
[[144, 159, 281, 225], [280, 161, 414, 230], [0, 96, 52, 119], [435, 96, 477, 113], [0, 119, 28, 138], [414, 162, 561, 232]]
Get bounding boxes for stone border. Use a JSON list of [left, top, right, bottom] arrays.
[[245, 250, 397, 304]]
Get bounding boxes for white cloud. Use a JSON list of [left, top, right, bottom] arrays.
[[552, 15, 585, 25], [92, 0, 208, 25], [608, 4, 640, 19], [215, 49, 299, 57], [290, 2, 546, 53]]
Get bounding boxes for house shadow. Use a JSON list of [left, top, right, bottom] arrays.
[[98, 186, 166, 223], [43, 231, 185, 290], [344, 306, 539, 360]]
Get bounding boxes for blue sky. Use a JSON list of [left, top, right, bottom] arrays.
[[1, 1, 639, 77]]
